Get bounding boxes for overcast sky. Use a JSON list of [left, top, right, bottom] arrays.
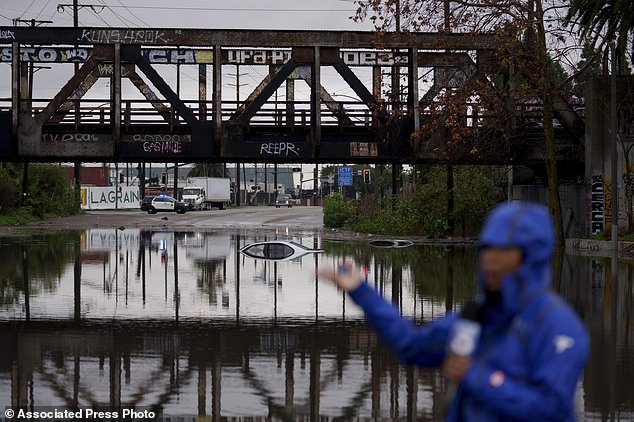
[[0, 0, 369, 30]]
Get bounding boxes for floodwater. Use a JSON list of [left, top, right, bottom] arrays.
[[0, 229, 631, 421]]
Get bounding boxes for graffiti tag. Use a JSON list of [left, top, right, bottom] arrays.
[[591, 175, 604, 234], [128, 134, 191, 143], [0, 29, 15, 40], [79, 29, 169, 44], [142, 141, 183, 154], [42, 133, 99, 143], [259, 142, 299, 156]]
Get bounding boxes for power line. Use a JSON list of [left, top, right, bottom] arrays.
[[111, 0, 150, 27], [59, 5, 353, 12], [19, 0, 40, 19], [35, 0, 53, 20]]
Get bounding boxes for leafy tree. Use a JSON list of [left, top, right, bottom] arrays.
[[352, 0, 586, 247], [572, 42, 604, 96], [567, 0, 634, 69], [187, 163, 227, 178]]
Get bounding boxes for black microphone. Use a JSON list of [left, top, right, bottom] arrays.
[[444, 301, 481, 414]]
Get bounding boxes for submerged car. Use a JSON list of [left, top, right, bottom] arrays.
[[368, 239, 414, 248], [240, 241, 323, 261], [275, 194, 293, 208], [146, 195, 187, 214]]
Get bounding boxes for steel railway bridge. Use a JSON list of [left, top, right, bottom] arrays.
[[0, 26, 584, 169]]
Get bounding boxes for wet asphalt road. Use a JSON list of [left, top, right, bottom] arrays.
[[9, 205, 324, 232]]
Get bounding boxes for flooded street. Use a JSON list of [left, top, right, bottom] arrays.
[[0, 228, 632, 420]]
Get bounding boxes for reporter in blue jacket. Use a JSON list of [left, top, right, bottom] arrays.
[[318, 202, 589, 421]]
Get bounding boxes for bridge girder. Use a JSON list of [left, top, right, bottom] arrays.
[[0, 27, 583, 167]]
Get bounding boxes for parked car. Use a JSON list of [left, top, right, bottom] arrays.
[[275, 194, 293, 208], [140, 195, 156, 211], [146, 195, 187, 214]]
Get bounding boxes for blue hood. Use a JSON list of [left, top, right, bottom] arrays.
[[477, 201, 555, 317]]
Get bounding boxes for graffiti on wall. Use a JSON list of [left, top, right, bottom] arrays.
[[604, 179, 612, 228], [591, 175, 605, 234]]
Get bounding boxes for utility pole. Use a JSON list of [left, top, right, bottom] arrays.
[[391, 0, 401, 203], [13, 18, 53, 204], [73, 0, 81, 193], [228, 65, 248, 207], [444, 0, 455, 235]]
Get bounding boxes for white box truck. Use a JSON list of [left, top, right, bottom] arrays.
[[182, 177, 230, 210]]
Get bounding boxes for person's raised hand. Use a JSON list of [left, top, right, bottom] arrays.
[[317, 262, 364, 292], [442, 355, 472, 383]]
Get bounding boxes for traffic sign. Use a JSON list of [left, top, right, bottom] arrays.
[[338, 166, 353, 186]]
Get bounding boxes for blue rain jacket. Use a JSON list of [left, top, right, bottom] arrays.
[[349, 202, 589, 421]]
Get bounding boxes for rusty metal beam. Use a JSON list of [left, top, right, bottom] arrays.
[[230, 73, 273, 121], [2, 46, 477, 67], [235, 60, 297, 126], [332, 57, 387, 122], [127, 70, 173, 124], [408, 49, 420, 131], [294, 67, 354, 126], [11, 42, 19, 139], [124, 46, 199, 128], [213, 45, 221, 150], [199, 64, 207, 121], [311, 47, 321, 154], [113, 43, 121, 147], [34, 45, 112, 126], [286, 78, 294, 126], [0, 27, 498, 49]]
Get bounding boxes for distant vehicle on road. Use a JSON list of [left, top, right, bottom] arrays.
[[182, 177, 230, 210], [146, 195, 187, 214], [275, 194, 293, 208], [140, 195, 156, 211], [240, 241, 323, 261]]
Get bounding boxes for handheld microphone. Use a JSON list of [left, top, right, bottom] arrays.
[[444, 301, 481, 415], [448, 301, 481, 357]]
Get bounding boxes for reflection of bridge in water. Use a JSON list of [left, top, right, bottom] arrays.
[[3, 321, 444, 420]]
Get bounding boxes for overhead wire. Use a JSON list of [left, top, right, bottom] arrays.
[[18, 0, 39, 19], [78, 5, 353, 13], [112, 0, 151, 27], [35, 0, 53, 20], [96, 0, 137, 27]]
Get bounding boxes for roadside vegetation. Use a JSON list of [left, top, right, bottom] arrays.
[[0, 164, 82, 226], [323, 165, 504, 238]]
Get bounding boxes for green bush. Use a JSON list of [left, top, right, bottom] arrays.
[[0, 166, 17, 212], [348, 165, 504, 238], [25, 164, 80, 217], [323, 193, 354, 228]]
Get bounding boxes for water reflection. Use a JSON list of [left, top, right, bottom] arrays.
[[0, 230, 631, 420]]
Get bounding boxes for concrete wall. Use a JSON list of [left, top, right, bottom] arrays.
[[513, 183, 586, 238]]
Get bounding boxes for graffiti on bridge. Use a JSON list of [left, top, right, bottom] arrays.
[[78, 29, 170, 44], [259, 142, 300, 157], [0, 29, 15, 40], [42, 133, 100, 143]]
